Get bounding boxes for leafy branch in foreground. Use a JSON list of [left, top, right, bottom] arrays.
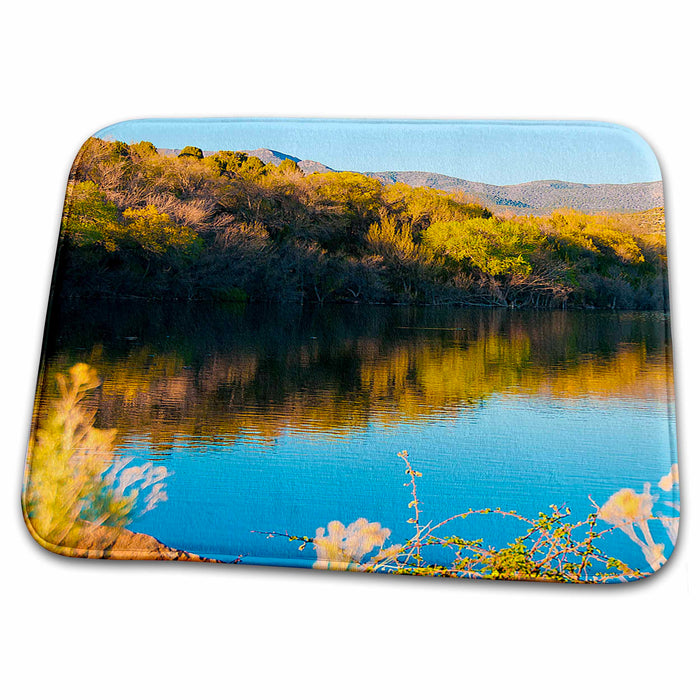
[[24, 363, 169, 548], [257, 451, 679, 583]]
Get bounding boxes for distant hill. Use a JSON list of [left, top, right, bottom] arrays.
[[296, 160, 335, 174], [156, 147, 661, 214], [243, 148, 297, 165], [365, 172, 664, 215]]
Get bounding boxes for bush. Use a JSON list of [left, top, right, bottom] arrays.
[[24, 364, 168, 547], [261, 451, 679, 582]]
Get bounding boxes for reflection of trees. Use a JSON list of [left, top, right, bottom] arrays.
[[38, 301, 673, 449]]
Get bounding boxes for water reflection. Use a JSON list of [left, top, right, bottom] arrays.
[[40, 300, 673, 450]]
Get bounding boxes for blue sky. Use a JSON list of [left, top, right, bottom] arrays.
[[95, 119, 661, 185]]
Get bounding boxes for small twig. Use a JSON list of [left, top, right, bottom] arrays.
[[398, 450, 423, 561]]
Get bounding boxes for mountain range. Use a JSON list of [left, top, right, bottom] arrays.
[[158, 147, 663, 215]]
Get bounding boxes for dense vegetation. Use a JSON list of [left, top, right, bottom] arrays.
[[57, 137, 669, 309]]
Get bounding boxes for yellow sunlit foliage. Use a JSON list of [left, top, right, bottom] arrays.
[[424, 218, 544, 277], [305, 171, 384, 215], [543, 210, 645, 265], [121, 205, 199, 256], [62, 137, 667, 309], [24, 364, 168, 550], [63, 181, 123, 251], [383, 183, 491, 230], [366, 213, 420, 263], [64, 181, 199, 257]]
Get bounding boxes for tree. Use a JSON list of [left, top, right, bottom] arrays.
[[62, 180, 122, 251], [178, 145, 204, 159], [307, 172, 383, 217], [238, 155, 266, 180], [203, 150, 251, 176], [277, 158, 301, 174], [130, 141, 158, 159], [59, 136, 667, 308]]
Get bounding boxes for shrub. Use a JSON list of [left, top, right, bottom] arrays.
[[121, 205, 200, 256], [63, 180, 123, 251], [24, 364, 168, 547], [260, 451, 679, 582]]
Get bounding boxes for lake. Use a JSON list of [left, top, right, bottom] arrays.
[[38, 299, 677, 573]]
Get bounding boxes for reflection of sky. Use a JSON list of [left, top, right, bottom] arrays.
[[129, 395, 677, 573], [94, 119, 661, 186]]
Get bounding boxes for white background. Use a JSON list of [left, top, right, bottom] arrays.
[[2, 2, 697, 698]]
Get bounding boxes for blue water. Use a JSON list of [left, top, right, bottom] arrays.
[[127, 396, 676, 571], [43, 302, 678, 574]]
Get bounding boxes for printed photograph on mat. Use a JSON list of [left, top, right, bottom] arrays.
[[23, 119, 678, 581]]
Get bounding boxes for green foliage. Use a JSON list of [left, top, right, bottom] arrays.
[[130, 141, 158, 159], [544, 210, 644, 265], [64, 181, 199, 257], [178, 145, 204, 159], [203, 150, 250, 176], [110, 140, 130, 159], [120, 205, 200, 256], [277, 158, 300, 174], [367, 213, 420, 263], [218, 150, 249, 169], [238, 155, 266, 180], [384, 182, 492, 233], [306, 171, 383, 216], [60, 137, 668, 308], [424, 218, 543, 277], [63, 181, 122, 251]]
